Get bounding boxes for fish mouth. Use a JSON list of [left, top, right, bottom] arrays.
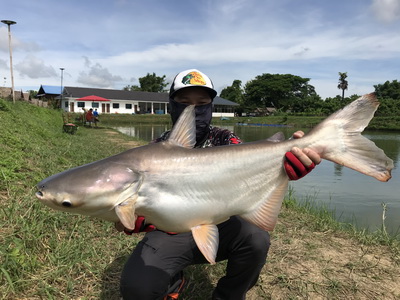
[[36, 181, 46, 200], [35, 190, 51, 205]]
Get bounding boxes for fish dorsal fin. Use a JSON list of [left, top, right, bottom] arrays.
[[191, 224, 219, 264], [167, 105, 196, 148], [241, 178, 288, 231], [115, 195, 137, 230]]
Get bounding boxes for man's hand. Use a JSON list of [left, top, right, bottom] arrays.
[[284, 131, 321, 180], [115, 216, 156, 235]]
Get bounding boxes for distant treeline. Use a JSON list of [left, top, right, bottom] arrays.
[[122, 72, 400, 117], [220, 75, 400, 117]]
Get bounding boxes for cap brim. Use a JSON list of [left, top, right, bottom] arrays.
[[170, 86, 217, 99]]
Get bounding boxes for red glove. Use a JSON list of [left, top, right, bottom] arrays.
[[123, 216, 156, 235], [284, 151, 315, 180]]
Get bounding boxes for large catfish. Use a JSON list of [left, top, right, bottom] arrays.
[[36, 93, 393, 264]]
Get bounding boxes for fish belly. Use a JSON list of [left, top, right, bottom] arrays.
[[134, 145, 288, 232]]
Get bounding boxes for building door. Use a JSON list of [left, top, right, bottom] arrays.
[[70, 102, 74, 112], [102, 103, 110, 113]]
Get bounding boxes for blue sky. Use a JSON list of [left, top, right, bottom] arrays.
[[1, 0, 399, 99]]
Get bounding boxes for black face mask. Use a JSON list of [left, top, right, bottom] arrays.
[[169, 99, 213, 146]]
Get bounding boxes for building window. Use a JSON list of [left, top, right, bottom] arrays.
[[77, 102, 85, 108], [113, 103, 120, 109], [126, 104, 132, 109], [65, 101, 69, 108], [92, 102, 99, 108]]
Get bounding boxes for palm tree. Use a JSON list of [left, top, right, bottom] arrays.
[[337, 72, 348, 103]]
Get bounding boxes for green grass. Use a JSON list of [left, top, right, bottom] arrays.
[[0, 99, 145, 298], [1, 98, 399, 299]]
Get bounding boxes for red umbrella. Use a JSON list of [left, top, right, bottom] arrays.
[[76, 95, 110, 101]]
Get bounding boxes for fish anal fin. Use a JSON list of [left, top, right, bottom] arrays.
[[115, 196, 137, 230], [191, 224, 219, 265], [167, 105, 196, 148], [241, 179, 288, 232]]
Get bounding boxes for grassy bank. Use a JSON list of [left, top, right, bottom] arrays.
[[1, 99, 399, 299]]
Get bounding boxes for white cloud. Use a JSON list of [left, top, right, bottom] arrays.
[[0, 27, 40, 53], [77, 57, 123, 88], [101, 26, 400, 71], [0, 58, 8, 69], [14, 55, 57, 79], [0, 28, 9, 52], [371, 0, 400, 22]]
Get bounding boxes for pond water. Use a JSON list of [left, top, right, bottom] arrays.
[[114, 124, 400, 235]]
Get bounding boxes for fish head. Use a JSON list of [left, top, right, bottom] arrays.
[[35, 160, 143, 222]]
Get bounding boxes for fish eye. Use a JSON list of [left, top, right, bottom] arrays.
[[62, 201, 72, 207]]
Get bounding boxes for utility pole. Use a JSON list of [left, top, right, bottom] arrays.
[[1, 20, 17, 103], [60, 68, 65, 109]]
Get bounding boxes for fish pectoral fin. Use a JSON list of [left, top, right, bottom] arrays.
[[266, 132, 285, 143], [191, 224, 219, 265], [241, 178, 288, 232], [115, 196, 137, 231]]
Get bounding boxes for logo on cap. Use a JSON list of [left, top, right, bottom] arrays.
[[182, 71, 207, 86]]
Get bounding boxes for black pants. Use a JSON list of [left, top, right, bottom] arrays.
[[120, 216, 270, 300]]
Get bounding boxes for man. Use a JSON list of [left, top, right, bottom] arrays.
[[119, 69, 321, 299], [93, 108, 99, 127], [86, 108, 94, 127]]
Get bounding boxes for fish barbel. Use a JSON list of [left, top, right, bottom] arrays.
[[36, 93, 393, 264]]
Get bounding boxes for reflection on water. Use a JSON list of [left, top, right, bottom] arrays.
[[114, 124, 400, 235], [114, 124, 171, 142]]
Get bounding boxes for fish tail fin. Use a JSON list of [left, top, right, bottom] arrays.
[[309, 93, 393, 182]]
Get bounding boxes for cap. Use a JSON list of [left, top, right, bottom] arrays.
[[169, 69, 217, 99]]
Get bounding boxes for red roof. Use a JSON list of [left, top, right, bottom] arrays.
[[76, 95, 110, 101]]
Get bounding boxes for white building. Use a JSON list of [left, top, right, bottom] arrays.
[[37, 85, 239, 117]]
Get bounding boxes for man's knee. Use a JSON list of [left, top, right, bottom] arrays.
[[249, 230, 270, 260], [120, 265, 170, 300], [239, 220, 271, 260]]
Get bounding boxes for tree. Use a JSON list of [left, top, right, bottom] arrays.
[[376, 98, 400, 116], [337, 72, 348, 103], [243, 73, 316, 110], [123, 73, 168, 93], [290, 94, 323, 114], [28, 90, 38, 98], [374, 80, 400, 100], [220, 80, 244, 104], [123, 85, 141, 91], [323, 94, 359, 115]]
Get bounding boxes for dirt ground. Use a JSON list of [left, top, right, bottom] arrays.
[[254, 208, 400, 299], [180, 207, 400, 299]]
